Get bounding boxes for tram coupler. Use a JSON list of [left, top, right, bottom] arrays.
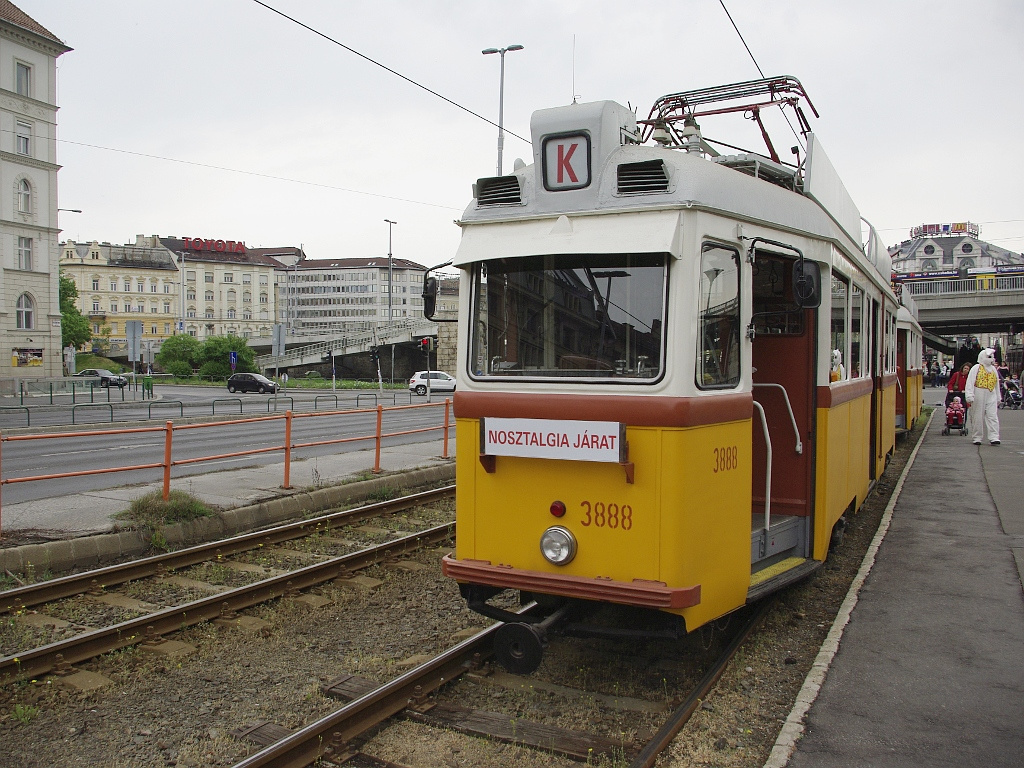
[[493, 601, 575, 674], [462, 583, 560, 625]]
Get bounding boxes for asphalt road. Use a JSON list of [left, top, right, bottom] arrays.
[[0, 384, 453, 504]]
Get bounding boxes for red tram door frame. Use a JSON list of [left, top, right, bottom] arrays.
[[869, 298, 880, 480], [749, 258, 818, 552]]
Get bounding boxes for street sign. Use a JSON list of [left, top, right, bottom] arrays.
[[177, 320, 184, 332], [272, 323, 286, 357], [229, 350, 238, 371], [125, 321, 143, 363]]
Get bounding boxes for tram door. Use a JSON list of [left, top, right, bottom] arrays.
[[749, 253, 816, 553]]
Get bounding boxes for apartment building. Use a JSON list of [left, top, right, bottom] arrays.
[[0, 3, 70, 377]]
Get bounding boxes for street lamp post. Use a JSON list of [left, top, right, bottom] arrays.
[[384, 219, 397, 384], [482, 44, 524, 177]]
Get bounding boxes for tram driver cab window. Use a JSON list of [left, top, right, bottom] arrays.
[[830, 273, 849, 381], [697, 244, 740, 388]]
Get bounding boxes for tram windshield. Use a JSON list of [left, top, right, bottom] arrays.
[[470, 253, 666, 380]]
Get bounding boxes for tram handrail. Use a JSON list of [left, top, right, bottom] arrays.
[[0, 400, 453, 536], [752, 401, 772, 532], [752, 383, 803, 454]]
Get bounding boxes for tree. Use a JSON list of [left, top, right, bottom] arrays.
[[59, 271, 91, 350], [198, 335, 256, 378], [156, 334, 201, 370]]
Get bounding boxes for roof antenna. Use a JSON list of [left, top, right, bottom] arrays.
[[572, 35, 580, 103]]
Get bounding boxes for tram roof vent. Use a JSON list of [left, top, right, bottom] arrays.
[[617, 160, 669, 195], [712, 153, 800, 191], [475, 175, 522, 207]]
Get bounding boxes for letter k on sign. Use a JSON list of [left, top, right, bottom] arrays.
[[543, 133, 590, 190]]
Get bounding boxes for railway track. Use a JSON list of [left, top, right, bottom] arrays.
[[0, 486, 455, 685], [227, 601, 770, 767]]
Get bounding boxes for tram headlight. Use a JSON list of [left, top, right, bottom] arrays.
[[540, 526, 577, 565]]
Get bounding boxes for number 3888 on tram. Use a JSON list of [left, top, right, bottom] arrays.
[[423, 76, 923, 673]]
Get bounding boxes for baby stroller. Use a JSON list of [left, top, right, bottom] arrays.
[[1000, 378, 1022, 410], [942, 396, 968, 436]]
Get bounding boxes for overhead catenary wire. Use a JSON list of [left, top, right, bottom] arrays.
[[251, 0, 530, 146]]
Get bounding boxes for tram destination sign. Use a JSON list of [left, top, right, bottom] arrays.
[[481, 417, 625, 463]]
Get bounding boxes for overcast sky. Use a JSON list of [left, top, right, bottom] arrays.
[[21, 0, 1024, 268]]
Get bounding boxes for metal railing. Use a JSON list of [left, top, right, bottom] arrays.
[[0, 399, 452, 535]]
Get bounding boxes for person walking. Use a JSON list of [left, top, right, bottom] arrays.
[[966, 348, 1000, 445]]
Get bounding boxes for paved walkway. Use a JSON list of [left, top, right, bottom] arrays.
[[770, 403, 1024, 767], [1, 437, 453, 537]]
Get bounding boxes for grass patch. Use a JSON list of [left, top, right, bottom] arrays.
[[114, 489, 215, 532]]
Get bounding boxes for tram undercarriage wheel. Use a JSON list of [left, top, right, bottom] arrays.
[[494, 622, 547, 674]]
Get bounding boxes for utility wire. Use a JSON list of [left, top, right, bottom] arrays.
[[58, 137, 463, 212], [718, 0, 804, 151], [251, 0, 530, 145]]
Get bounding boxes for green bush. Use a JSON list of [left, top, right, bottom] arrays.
[[198, 360, 231, 379], [164, 360, 194, 379]]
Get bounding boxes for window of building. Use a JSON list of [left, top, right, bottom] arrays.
[[187, 289, 196, 300], [92, 278, 100, 290], [15, 62, 30, 97], [137, 280, 145, 292], [223, 273, 233, 283], [15, 294, 33, 329], [93, 323, 99, 334], [110, 322, 118, 334], [110, 280, 118, 291], [186, 270, 196, 282], [259, 275, 268, 285], [227, 308, 236, 319], [17, 237, 32, 270], [259, 293, 268, 304], [243, 309, 252, 320], [163, 323, 170, 334], [150, 304, 158, 313], [17, 179, 31, 213], [923, 244, 935, 255], [205, 308, 214, 319], [92, 300, 100, 312], [110, 303, 118, 313], [962, 243, 973, 254], [164, 301, 171, 313], [242, 273, 251, 284], [205, 290, 214, 301], [205, 273, 214, 283], [243, 291, 251, 303], [187, 306, 196, 318], [15, 121, 31, 155], [150, 283, 157, 292], [226, 290, 236, 303]]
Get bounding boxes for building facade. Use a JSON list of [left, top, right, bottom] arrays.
[[276, 256, 428, 336], [890, 221, 1024, 276], [0, 3, 69, 377]]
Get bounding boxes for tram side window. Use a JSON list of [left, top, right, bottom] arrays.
[[850, 285, 864, 378], [697, 244, 740, 389], [470, 253, 667, 380], [830, 273, 848, 381]]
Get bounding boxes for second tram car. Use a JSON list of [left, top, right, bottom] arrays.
[[427, 77, 923, 672]]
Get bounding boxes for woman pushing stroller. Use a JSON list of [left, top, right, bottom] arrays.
[[946, 362, 971, 407]]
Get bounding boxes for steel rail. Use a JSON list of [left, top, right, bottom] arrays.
[[0, 522, 453, 685], [0, 486, 454, 614], [628, 600, 772, 768], [230, 607, 537, 768]]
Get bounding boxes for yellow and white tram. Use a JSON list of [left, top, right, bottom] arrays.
[[426, 77, 921, 672]]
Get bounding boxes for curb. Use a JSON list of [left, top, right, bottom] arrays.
[[0, 463, 455, 576]]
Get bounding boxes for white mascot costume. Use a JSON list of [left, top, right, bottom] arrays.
[[965, 347, 1000, 445], [830, 349, 845, 382]]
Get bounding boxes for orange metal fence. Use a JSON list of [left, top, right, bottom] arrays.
[[0, 400, 452, 536]]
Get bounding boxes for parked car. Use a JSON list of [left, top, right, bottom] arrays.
[[73, 368, 128, 388], [408, 370, 456, 395], [227, 372, 280, 394]]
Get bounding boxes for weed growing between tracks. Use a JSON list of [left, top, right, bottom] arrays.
[[114, 490, 216, 551]]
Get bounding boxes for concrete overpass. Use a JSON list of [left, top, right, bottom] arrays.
[[903, 274, 1024, 337], [254, 318, 438, 370]]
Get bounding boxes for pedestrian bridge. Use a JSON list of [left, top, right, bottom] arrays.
[[255, 318, 438, 370], [901, 274, 1024, 336]]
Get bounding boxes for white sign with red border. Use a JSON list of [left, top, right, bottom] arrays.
[[542, 133, 591, 190], [481, 417, 625, 463]]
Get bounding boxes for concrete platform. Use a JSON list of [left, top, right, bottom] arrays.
[[769, 404, 1024, 767]]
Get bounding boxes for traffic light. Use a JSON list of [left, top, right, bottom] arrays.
[[419, 337, 435, 353], [370, 346, 379, 363]]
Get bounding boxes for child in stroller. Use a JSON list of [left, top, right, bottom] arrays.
[[1001, 375, 1022, 410], [943, 396, 968, 436]]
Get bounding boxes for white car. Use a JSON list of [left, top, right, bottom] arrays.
[[408, 370, 456, 395]]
